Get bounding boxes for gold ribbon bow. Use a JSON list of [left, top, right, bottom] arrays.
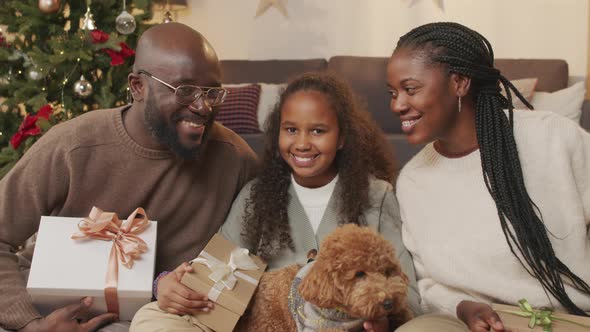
[[499, 299, 590, 332], [71, 206, 150, 316]]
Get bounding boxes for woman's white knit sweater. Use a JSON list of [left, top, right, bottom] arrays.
[[397, 110, 590, 316]]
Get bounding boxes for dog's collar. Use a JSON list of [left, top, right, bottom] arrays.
[[288, 262, 364, 332]]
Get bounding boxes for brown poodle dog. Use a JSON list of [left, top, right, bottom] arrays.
[[236, 224, 413, 331]]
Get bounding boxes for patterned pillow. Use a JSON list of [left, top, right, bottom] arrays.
[[216, 84, 261, 134]]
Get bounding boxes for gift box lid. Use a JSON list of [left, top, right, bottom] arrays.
[[181, 233, 267, 316], [27, 216, 157, 298]]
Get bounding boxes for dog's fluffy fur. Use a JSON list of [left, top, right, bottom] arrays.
[[237, 224, 413, 331]]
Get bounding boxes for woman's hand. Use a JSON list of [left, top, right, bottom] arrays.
[[18, 297, 117, 332], [363, 317, 389, 332], [156, 262, 214, 315], [457, 300, 508, 332]]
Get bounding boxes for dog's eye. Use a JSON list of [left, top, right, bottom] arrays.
[[384, 268, 394, 277], [355, 271, 366, 278]]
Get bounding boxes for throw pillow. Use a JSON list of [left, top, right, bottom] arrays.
[[216, 84, 262, 134], [530, 81, 586, 124], [501, 77, 538, 109], [258, 83, 287, 130]]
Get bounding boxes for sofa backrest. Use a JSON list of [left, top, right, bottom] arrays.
[[220, 59, 328, 84], [327, 57, 570, 135], [494, 59, 568, 92], [219, 57, 572, 136], [327, 56, 397, 133]]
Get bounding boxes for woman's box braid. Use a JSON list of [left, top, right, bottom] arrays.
[[396, 22, 590, 316]]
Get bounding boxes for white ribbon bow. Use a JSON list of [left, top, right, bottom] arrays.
[[192, 248, 259, 291]]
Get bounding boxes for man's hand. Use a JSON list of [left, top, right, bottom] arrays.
[[457, 300, 509, 332], [363, 317, 389, 332], [18, 297, 117, 332], [156, 262, 214, 315]]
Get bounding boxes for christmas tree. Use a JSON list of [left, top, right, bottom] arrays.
[[0, 0, 155, 178]]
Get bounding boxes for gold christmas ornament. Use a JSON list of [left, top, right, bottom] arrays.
[[81, 6, 97, 31], [38, 0, 60, 13], [162, 11, 173, 23], [73, 75, 93, 98]]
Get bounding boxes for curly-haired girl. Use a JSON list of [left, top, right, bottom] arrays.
[[221, 72, 420, 330]]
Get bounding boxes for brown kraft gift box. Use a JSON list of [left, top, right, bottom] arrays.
[[181, 234, 267, 332], [493, 303, 590, 332]]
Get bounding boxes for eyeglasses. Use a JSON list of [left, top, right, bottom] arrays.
[[138, 70, 228, 106]]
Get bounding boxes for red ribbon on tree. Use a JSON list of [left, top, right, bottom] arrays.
[[9, 104, 53, 149], [89, 29, 135, 66]]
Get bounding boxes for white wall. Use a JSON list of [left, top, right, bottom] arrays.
[[162, 0, 589, 77]]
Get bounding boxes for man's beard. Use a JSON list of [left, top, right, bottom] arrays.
[[144, 93, 214, 159]]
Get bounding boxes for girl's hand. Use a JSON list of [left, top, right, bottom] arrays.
[[457, 300, 509, 332], [156, 262, 214, 315]]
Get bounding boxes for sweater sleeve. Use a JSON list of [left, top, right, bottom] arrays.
[[378, 187, 421, 316], [0, 131, 70, 329], [570, 125, 590, 229], [220, 181, 254, 251]]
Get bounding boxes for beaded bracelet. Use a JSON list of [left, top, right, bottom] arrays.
[[152, 270, 171, 299]]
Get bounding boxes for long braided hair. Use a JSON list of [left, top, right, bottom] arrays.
[[396, 22, 590, 315], [241, 72, 397, 261]]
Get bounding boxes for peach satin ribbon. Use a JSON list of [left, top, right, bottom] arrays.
[[71, 207, 150, 315]]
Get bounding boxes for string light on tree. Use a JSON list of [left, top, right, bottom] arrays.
[[115, 0, 136, 34]]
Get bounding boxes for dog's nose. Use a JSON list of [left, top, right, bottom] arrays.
[[382, 299, 394, 310]]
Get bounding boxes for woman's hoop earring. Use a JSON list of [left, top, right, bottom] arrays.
[[458, 96, 462, 113]]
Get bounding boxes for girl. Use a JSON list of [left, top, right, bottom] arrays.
[[388, 22, 590, 332], [221, 72, 420, 330]]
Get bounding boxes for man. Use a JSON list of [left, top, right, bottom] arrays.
[[0, 22, 258, 332]]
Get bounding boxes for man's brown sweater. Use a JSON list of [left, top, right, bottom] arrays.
[[0, 107, 259, 329]]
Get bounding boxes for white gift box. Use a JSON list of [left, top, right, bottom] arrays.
[[27, 215, 157, 321]]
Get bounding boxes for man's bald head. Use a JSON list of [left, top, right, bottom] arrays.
[[133, 22, 220, 78]]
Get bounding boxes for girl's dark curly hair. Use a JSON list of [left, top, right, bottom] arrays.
[[396, 22, 590, 315], [241, 72, 397, 260]]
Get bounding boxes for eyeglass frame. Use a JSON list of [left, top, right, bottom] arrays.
[[137, 69, 228, 106]]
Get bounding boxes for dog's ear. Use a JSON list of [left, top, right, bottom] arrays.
[[298, 263, 343, 308]]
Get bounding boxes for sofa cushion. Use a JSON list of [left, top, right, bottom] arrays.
[[216, 84, 262, 134], [531, 81, 586, 123], [220, 59, 328, 84]]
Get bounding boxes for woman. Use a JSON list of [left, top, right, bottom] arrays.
[[388, 22, 590, 332]]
